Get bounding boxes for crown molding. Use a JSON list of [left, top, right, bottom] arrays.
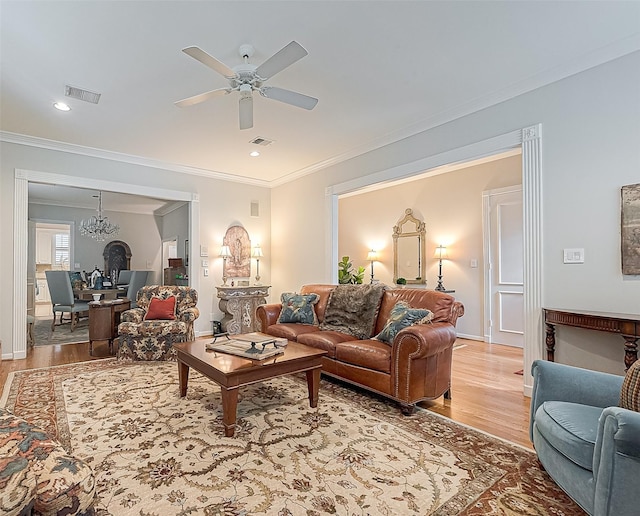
[[0, 132, 270, 188]]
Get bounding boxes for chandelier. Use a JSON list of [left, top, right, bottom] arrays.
[[79, 191, 119, 242]]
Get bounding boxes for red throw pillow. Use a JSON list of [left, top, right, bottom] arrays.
[[144, 296, 176, 320]]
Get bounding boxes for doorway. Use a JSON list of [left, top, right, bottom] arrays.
[[33, 222, 72, 318], [11, 171, 199, 360]]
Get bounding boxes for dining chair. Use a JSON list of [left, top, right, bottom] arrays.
[[125, 270, 149, 308], [45, 270, 90, 331]]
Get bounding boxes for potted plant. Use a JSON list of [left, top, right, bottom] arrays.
[[338, 256, 365, 284], [395, 277, 407, 288]]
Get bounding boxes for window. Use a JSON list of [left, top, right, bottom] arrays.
[[54, 232, 70, 268]]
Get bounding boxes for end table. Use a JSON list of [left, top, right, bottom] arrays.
[[89, 298, 131, 355]]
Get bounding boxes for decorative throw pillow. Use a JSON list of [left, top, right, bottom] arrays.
[[374, 301, 433, 344], [144, 296, 177, 320], [277, 293, 320, 325], [319, 284, 386, 339], [620, 359, 640, 412]]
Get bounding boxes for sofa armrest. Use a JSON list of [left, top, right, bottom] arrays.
[[449, 301, 465, 327], [178, 307, 200, 323], [392, 322, 457, 361], [530, 360, 623, 441], [257, 303, 283, 328], [593, 406, 640, 515], [121, 307, 145, 323]]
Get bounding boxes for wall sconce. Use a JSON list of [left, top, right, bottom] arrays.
[[251, 244, 264, 285], [434, 245, 448, 291], [366, 250, 378, 284], [219, 245, 232, 286]]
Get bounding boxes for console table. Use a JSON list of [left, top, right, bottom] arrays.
[[216, 285, 270, 334], [543, 308, 640, 370], [89, 298, 130, 355]]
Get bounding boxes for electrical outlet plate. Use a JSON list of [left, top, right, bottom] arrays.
[[563, 248, 585, 264]]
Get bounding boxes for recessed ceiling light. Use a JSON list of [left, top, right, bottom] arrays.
[[53, 102, 71, 111], [249, 151, 260, 157]]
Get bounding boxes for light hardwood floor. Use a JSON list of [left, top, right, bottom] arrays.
[[0, 337, 532, 449]]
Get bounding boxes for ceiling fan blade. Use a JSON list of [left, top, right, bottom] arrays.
[[182, 46, 236, 78], [261, 86, 318, 110], [255, 41, 308, 80], [239, 95, 253, 130], [175, 88, 231, 108]]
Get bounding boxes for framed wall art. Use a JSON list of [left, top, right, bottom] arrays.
[[223, 225, 251, 278], [621, 183, 640, 275]]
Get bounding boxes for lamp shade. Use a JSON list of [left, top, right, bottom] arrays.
[[252, 245, 264, 258], [219, 245, 232, 258], [434, 245, 448, 259], [367, 250, 378, 261]]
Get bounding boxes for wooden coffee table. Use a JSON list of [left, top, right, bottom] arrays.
[[173, 337, 327, 437]]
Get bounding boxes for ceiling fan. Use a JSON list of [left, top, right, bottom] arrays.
[[175, 41, 318, 130]]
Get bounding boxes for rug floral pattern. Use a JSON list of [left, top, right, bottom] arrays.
[[1, 360, 583, 515]]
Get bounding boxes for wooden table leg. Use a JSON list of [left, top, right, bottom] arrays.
[[178, 361, 189, 397], [545, 323, 556, 362], [623, 336, 638, 371], [305, 367, 321, 408], [221, 387, 239, 437]]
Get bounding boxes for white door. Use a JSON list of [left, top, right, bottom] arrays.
[[483, 187, 524, 347]]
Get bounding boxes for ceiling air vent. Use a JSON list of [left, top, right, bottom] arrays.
[[65, 85, 101, 104], [249, 137, 274, 146]]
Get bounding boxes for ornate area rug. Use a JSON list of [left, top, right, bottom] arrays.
[[1, 360, 582, 515], [33, 317, 89, 346]]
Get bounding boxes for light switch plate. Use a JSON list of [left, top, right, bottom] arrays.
[[201, 259, 208, 267], [200, 245, 208, 257], [563, 248, 585, 264], [203, 268, 209, 277]]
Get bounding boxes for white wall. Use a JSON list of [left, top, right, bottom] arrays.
[[29, 203, 163, 283], [272, 52, 640, 377], [338, 155, 522, 340], [0, 142, 271, 356]]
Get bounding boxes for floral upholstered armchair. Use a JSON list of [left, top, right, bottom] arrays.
[[117, 285, 199, 361]]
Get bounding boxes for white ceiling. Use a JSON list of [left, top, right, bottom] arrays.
[[2, 0, 640, 192]]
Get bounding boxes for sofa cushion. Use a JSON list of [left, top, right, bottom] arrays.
[[335, 339, 392, 373], [319, 284, 386, 339], [278, 292, 320, 325], [620, 359, 640, 412], [119, 319, 188, 337], [535, 400, 602, 471], [374, 301, 433, 344], [144, 295, 176, 320], [297, 330, 357, 359], [264, 323, 321, 341]]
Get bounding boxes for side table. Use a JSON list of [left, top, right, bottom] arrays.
[[89, 298, 131, 355], [216, 285, 270, 334]]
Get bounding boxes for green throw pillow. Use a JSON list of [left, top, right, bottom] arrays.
[[620, 359, 640, 412], [278, 292, 320, 325], [374, 301, 433, 344]]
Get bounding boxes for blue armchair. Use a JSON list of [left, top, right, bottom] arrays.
[[530, 359, 640, 516]]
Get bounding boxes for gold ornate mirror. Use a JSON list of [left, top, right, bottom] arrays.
[[393, 209, 426, 285]]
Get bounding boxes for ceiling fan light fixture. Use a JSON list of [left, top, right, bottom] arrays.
[[177, 41, 317, 129], [239, 83, 252, 98]]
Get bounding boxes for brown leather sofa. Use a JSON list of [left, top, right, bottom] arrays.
[[257, 284, 464, 413]]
